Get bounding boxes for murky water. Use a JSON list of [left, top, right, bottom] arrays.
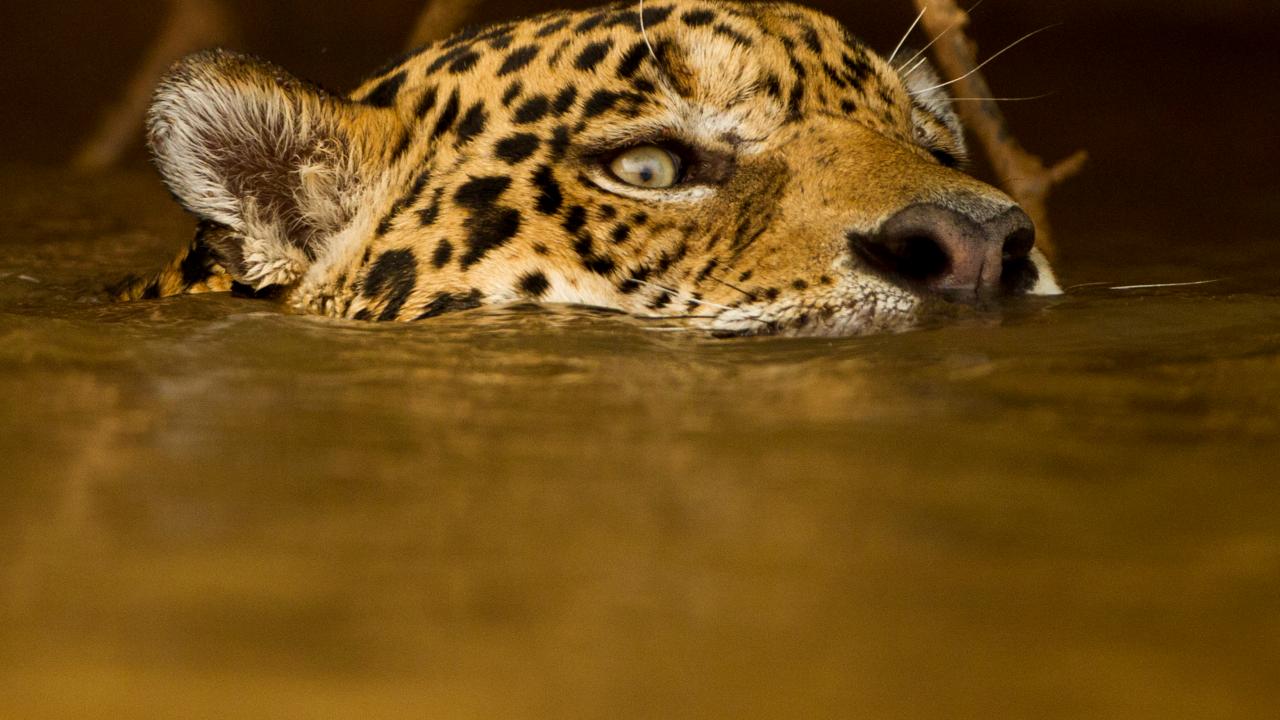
[[2, 166, 1278, 718]]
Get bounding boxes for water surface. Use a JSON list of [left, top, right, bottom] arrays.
[[1, 167, 1277, 718]]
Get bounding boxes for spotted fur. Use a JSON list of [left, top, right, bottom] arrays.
[[120, 0, 1061, 337]]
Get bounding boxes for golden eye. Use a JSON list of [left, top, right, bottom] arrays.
[[608, 145, 682, 189]]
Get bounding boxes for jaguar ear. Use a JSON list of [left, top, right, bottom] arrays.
[[147, 49, 398, 289], [895, 53, 966, 155]]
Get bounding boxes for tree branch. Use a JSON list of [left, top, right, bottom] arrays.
[[912, 0, 1086, 259], [406, 0, 485, 49], [73, 0, 236, 172]]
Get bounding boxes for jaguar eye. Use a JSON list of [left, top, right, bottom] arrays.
[[930, 148, 960, 168], [608, 145, 682, 189]]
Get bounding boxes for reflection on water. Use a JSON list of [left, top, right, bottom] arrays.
[[1, 168, 1278, 718]]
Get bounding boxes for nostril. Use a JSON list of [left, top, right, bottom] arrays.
[[849, 231, 951, 284], [852, 203, 1035, 294], [1002, 226, 1035, 262], [999, 221, 1039, 294]]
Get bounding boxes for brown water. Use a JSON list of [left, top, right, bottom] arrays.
[[1, 166, 1278, 718]]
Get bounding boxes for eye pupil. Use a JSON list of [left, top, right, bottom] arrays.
[[608, 145, 681, 189]]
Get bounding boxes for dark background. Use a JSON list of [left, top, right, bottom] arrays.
[[1, 0, 1277, 275]]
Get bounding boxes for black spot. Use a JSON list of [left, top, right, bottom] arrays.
[[488, 34, 515, 51], [631, 212, 649, 226], [431, 89, 461, 139], [788, 79, 805, 117], [414, 86, 439, 118], [575, 12, 609, 32], [713, 23, 754, 46], [802, 27, 823, 54], [388, 130, 413, 163], [547, 39, 572, 66], [362, 71, 406, 108], [840, 99, 858, 114], [179, 232, 223, 286], [647, 292, 672, 310], [552, 87, 578, 116], [362, 249, 418, 321], [563, 206, 587, 233], [599, 205, 617, 220], [842, 52, 874, 88], [495, 133, 541, 164], [641, 5, 675, 27], [518, 271, 551, 298], [498, 45, 540, 76], [514, 95, 551, 124], [763, 287, 781, 301], [619, 265, 652, 294], [431, 239, 454, 268], [533, 243, 550, 256], [536, 18, 571, 37], [455, 176, 512, 208], [792, 279, 809, 291], [419, 188, 444, 226], [455, 102, 488, 146], [448, 49, 482, 74], [819, 275, 833, 285], [817, 64, 846, 91], [764, 74, 783, 98], [416, 289, 484, 320], [454, 177, 520, 268], [611, 224, 632, 244], [461, 208, 521, 268], [427, 44, 475, 74], [502, 81, 524, 107], [585, 256, 616, 275], [442, 25, 483, 49], [353, 308, 372, 321], [681, 9, 716, 27], [548, 125, 571, 161], [617, 41, 649, 79], [582, 90, 622, 118], [532, 165, 563, 214], [697, 259, 719, 281], [574, 40, 614, 71], [738, 270, 754, 282]]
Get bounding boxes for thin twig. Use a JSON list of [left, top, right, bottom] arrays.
[[406, 0, 486, 49], [73, 0, 236, 172], [912, 0, 1086, 259]]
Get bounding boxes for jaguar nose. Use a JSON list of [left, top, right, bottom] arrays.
[[848, 203, 1036, 296]]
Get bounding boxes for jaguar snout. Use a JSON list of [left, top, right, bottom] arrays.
[[848, 203, 1036, 297]]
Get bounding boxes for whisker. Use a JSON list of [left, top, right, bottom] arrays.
[[631, 314, 723, 321], [1110, 279, 1228, 291], [913, 24, 1063, 94], [888, 7, 927, 65], [639, 0, 659, 63], [937, 92, 1056, 102], [897, 0, 984, 79], [704, 272, 756, 300]]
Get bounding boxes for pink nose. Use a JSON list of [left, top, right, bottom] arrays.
[[848, 203, 1035, 295]]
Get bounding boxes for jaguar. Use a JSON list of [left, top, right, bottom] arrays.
[[117, 0, 1061, 336]]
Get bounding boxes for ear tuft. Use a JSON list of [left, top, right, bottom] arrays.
[[147, 50, 390, 289]]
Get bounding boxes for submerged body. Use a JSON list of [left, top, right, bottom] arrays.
[[121, 0, 1060, 336]]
